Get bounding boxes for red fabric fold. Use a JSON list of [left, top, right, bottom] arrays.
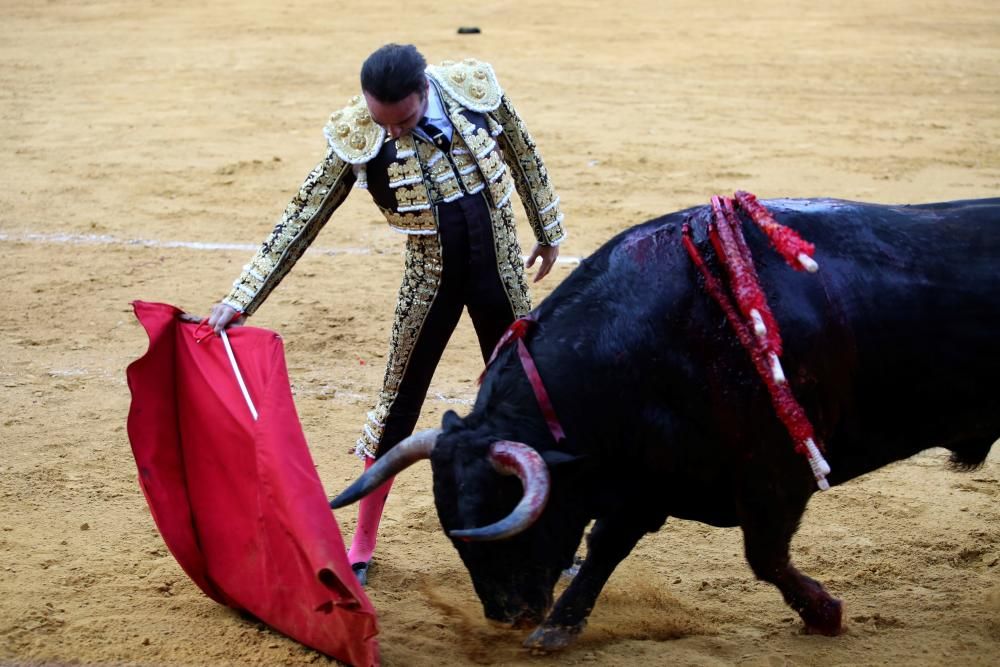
[[126, 301, 379, 667]]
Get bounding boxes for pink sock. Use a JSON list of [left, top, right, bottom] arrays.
[[347, 457, 395, 565]]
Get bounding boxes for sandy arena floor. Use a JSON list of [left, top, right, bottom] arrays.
[[1, 0, 998, 665]]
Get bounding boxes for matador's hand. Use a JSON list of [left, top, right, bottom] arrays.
[[207, 303, 246, 333], [526, 243, 559, 283]]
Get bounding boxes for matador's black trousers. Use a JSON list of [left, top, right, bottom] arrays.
[[357, 192, 522, 458]]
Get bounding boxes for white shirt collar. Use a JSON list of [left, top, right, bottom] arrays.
[[419, 78, 453, 141], [424, 80, 448, 124]]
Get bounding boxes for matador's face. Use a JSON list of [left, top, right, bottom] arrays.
[[364, 82, 428, 140]]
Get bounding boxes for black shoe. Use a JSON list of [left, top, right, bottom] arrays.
[[352, 561, 370, 587]]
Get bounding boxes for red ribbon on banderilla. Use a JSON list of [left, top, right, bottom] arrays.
[[683, 191, 831, 491], [481, 315, 567, 445]]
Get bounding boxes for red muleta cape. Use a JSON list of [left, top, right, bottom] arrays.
[[125, 301, 379, 667]]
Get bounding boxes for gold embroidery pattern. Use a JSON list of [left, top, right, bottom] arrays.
[[395, 184, 430, 212], [450, 110, 475, 135], [491, 94, 565, 245], [464, 127, 497, 159], [223, 148, 355, 315], [436, 173, 464, 203], [380, 207, 436, 233], [450, 112, 497, 161], [438, 112, 492, 196], [454, 150, 486, 194], [426, 59, 502, 113], [417, 139, 447, 176], [491, 203, 532, 318], [356, 234, 443, 457], [324, 96, 385, 164], [488, 168, 516, 211], [486, 115, 503, 137], [394, 134, 417, 158], [388, 156, 422, 188], [539, 200, 563, 231], [416, 138, 463, 203], [477, 150, 505, 183]]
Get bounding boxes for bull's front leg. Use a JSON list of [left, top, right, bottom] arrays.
[[741, 499, 843, 635], [523, 516, 649, 652]]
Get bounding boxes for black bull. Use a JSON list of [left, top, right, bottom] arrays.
[[332, 197, 999, 651]]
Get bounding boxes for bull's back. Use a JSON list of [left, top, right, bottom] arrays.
[[765, 199, 1000, 460], [531, 197, 1000, 484]]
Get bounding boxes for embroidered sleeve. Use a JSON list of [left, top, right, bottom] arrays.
[[221, 146, 356, 316], [491, 94, 565, 246]]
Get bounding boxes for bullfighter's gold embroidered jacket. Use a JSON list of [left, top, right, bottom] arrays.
[[222, 58, 565, 315]]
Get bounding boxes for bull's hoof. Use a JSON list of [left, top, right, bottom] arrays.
[[801, 596, 844, 636], [522, 622, 584, 652], [511, 615, 542, 631]]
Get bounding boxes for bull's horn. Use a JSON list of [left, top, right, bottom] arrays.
[[449, 440, 550, 542], [329, 428, 440, 509]]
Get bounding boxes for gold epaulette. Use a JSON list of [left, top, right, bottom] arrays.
[[323, 95, 385, 164], [427, 58, 502, 113]]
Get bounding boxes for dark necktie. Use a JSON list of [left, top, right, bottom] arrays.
[[418, 118, 450, 151]]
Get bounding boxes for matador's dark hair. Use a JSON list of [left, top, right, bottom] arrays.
[[360, 44, 427, 103]]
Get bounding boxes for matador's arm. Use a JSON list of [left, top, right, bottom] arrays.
[[491, 94, 566, 246], [221, 147, 356, 316]]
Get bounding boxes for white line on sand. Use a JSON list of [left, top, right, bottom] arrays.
[[0, 230, 582, 264]]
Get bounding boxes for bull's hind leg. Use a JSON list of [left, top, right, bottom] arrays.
[[740, 496, 843, 635], [523, 515, 650, 651]]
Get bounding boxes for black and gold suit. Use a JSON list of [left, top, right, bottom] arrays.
[[221, 58, 566, 459]]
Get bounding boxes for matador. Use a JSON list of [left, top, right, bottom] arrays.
[[206, 44, 566, 585]]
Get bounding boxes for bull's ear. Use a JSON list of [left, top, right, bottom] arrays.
[[540, 450, 583, 467], [442, 409, 464, 430]]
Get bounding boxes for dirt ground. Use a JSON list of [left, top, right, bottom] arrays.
[[2, 0, 998, 665]]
